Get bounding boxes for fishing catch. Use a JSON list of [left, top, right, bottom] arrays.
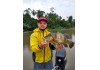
[[43, 32, 74, 48]]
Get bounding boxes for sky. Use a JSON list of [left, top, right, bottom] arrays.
[[23, 0, 75, 19]]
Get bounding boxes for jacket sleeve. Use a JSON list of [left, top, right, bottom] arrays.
[[30, 33, 42, 52]]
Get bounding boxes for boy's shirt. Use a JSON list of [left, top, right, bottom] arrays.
[[56, 47, 66, 57]]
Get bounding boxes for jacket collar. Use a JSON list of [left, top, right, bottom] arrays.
[[33, 28, 48, 32]]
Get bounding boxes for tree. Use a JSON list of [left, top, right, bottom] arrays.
[[23, 8, 75, 31], [23, 9, 37, 31], [28, 8, 36, 16], [23, 12, 31, 31], [68, 16, 74, 27], [50, 7, 56, 13], [36, 10, 45, 18]]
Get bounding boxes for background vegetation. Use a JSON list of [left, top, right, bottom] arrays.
[[23, 8, 75, 32]]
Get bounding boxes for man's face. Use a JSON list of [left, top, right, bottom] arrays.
[[38, 21, 47, 30]]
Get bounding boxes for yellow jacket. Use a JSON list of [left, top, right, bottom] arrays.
[[30, 28, 52, 63]]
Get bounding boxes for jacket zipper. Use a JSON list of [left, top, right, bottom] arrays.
[[43, 31, 45, 62]]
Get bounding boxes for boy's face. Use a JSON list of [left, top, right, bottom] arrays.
[[38, 21, 47, 30]]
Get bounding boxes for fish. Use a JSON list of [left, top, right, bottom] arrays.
[[43, 32, 74, 48]]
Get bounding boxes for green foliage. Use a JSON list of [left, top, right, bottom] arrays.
[[23, 8, 75, 32], [36, 10, 45, 18], [23, 9, 37, 31]]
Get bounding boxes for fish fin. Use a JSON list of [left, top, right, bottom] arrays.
[[63, 43, 68, 48]]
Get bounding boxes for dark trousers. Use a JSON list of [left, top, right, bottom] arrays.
[[55, 57, 67, 70]]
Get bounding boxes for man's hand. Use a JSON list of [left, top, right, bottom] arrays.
[[39, 40, 48, 49]]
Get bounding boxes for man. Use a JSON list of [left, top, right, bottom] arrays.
[[30, 16, 55, 70]]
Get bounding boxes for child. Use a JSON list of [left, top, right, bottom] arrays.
[[55, 43, 67, 70]]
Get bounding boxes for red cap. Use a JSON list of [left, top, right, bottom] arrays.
[[38, 16, 47, 22]]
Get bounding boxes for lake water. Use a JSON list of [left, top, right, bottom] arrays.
[[23, 31, 75, 70]]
